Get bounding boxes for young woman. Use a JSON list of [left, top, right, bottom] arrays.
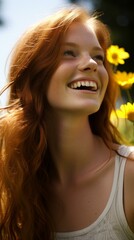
[[0, 5, 134, 240]]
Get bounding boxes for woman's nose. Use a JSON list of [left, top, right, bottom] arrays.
[[78, 55, 97, 72]]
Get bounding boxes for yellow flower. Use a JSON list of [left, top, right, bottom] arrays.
[[116, 102, 134, 122], [107, 45, 130, 66], [114, 71, 134, 89], [110, 110, 118, 125]]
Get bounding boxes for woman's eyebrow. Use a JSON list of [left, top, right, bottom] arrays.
[[62, 42, 104, 52], [62, 42, 78, 47], [92, 46, 104, 53], [94, 46, 103, 50]]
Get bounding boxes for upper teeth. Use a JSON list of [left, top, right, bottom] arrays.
[[69, 81, 97, 90]]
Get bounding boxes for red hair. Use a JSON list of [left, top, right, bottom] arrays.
[[0, 5, 122, 240]]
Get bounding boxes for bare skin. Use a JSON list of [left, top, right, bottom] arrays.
[[124, 153, 134, 232], [46, 114, 134, 233], [46, 114, 116, 232], [45, 22, 134, 233]]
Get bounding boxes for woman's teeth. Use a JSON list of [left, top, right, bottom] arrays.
[[69, 81, 97, 91]]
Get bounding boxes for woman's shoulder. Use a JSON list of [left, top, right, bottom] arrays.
[[119, 144, 134, 177], [125, 146, 134, 221], [126, 147, 134, 179], [126, 146, 134, 175]]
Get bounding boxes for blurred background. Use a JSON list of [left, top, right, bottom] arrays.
[[0, 0, 134, 106]]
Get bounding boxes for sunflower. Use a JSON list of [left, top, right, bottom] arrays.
[[107, 45, 130, 66], [114, 71, 134, 89], [116, 102, 134, 122]]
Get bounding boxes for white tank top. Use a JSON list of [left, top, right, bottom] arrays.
[[55, 145, 134, 240]]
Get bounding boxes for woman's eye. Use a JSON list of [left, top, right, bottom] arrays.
[[63, 50, 76, 57], [94, 55, 104, 63]]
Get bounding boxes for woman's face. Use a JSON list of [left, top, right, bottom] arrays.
[[46, 21, 109, 116]]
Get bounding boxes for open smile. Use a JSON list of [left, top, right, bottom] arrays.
[[68, 80, 98, 91]]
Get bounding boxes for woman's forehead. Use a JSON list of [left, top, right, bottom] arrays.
[[63, 22, 101, 49]]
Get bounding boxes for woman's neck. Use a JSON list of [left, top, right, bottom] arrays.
[[46, 113, 108, 184]]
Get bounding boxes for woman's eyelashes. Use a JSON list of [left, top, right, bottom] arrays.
[[93, 54, 104, 63], [63, 49, 77, 58]]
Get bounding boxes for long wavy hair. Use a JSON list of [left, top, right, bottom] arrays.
[[0, 5, 122, 240]]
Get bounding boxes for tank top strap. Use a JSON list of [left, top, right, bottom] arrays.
[[117, 145, 134, 158], [114, 145, 134, 237], [115, 145, 134, 205]]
